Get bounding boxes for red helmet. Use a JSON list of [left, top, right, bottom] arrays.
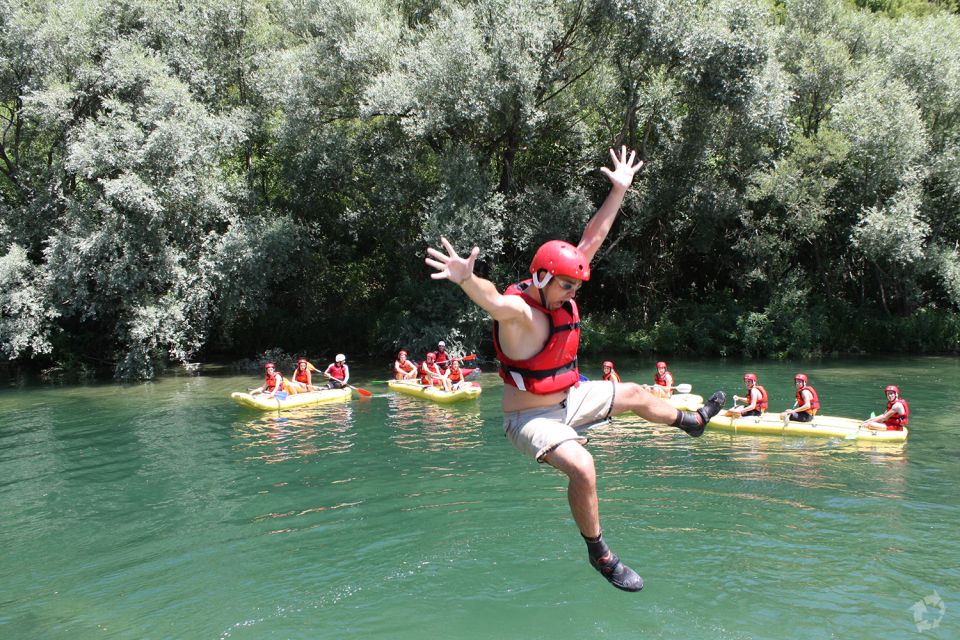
[[602, 361, 614, 369], [398, 350, 408, 357], [297, 358, 307, 364], [795, 373, 808, 384], [530, 240, 590, 287], [885, 385, 899, 395], [265, 362, 276, 370], [744, 373, 757, 383], [426, 352, 436, 360], [656, 361, 667, 369]]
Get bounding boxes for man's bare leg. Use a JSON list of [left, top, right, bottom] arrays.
[[545, 440, 644, 592], [614, 383, 726, 437]]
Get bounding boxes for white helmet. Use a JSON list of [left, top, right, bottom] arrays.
[[335, 353, 346, 362], [438, 341, 446, 347]]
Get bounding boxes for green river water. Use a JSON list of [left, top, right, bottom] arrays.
[[2, 356, 958, 639]]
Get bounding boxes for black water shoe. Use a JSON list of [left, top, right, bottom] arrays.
[[590, 551, 644, 592], [674, 390, 726, 437]]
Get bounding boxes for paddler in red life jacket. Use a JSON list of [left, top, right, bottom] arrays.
[[254, 362, 287, 397], [420, 352, 452, 391], [324, 354, 350, 389], [290, 358, 313, 392], [445, 358, 468, 390], [435, 341, 450, 371], [601, 361, 621, 383], [651, 361, 673, 398], [779, 373, 820, 423], [729, 373, 768, 417], [394, 350, 418, 380], [425, 145, 727, 594], [861, 385, 909, 431]]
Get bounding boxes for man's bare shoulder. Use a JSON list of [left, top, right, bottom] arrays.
[[496, 304, 551, 361]]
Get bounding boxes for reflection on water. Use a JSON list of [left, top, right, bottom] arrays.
[[387, 395, 484, 452], [580, 411, 910, 502], [232, 403, 356, 463]]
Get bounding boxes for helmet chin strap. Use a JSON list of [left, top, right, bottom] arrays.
[[532, 271, 552, 289], [532, 271, 551, 307]]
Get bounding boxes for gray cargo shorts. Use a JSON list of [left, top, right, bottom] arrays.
[[503, 381, 616, 462]]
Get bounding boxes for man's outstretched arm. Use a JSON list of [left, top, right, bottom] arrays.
[[425, 237, 530, 325], [578, 146, 645, 263]]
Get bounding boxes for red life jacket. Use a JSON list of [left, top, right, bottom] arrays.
[[654, 371, 672, 387], [436, 351, 449, 369], [796, 385, 820, 413], [420, 361, 443, 386], [493, 280, 581, 394], [395, 360, 416, 378], [602, 371, 621, 383], [294, 369, 310, 384], [448, 367, 464, 383], [264, 372, 283, 392], [748, 384, 769, 412], [326, 362, 346, 381], [885, 398, 909, 429]]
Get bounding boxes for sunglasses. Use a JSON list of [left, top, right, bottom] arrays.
[[555, 279, 582, 292]]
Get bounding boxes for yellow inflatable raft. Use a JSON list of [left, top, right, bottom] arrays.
[[707, 413, 909, 442], [388, 380, 482, 403], [231, 387, 352, 411], [667, 393, 703, 411]]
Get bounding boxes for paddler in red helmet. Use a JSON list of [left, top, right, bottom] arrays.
[[779, 373, 820, 422], [420, 351, 451, 391], [651, 360, 674, 398], [253, 362, 292, 397], [601, 360, 621, 383], [861, 385, 909, 431], [394, 350, 418, 381], [425, 146, 726, 593], [445, 358, 468, 391], [729, 373, 768, 417], [289, 358, 313, 392]]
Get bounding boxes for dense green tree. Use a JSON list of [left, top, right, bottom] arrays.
[[2, 0, 959, 377]]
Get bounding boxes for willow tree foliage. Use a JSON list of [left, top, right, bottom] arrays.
[[2, 0, 959, 377]]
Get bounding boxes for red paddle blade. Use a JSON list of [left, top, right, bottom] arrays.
[[459, 354, 477, 361], [354, 387, 373, 397]]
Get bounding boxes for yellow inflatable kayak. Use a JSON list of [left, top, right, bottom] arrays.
[[707, 413, 909, 442], [388, 380, 482, 403], [231, 387, 351, 411], [667, 393, 703, 411]]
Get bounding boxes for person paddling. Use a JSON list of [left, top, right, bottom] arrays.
[[861, 385, 909, 431], [394, 350, 418, 381], [425, 146, 726, 593], [289, 358, 313, 392], [729, 373, 768, 417], [324, 354, 350, 389], [779, 373, 819, 422], [651, 361, 674, 398], [253, 362, 288, 397], [435, 341, 450, 371], [420, 352, 452, 392], [445, 358, 469, 391], [601, 360, 621, 383]]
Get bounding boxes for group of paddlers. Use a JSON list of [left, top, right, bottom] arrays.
[[725, 372, 908, 431], [392, 341, 473, 392], [599, 362, 909, 432], [252, 356, 351, 397]]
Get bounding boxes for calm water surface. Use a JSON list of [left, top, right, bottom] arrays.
[[2, 357, 958, 639]]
